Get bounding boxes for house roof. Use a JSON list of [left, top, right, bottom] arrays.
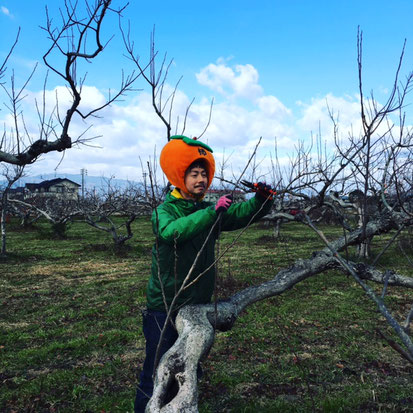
[[25, 178, 81, 191]]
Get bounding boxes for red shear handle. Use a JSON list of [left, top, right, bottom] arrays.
[[240, 180, 276, 199]]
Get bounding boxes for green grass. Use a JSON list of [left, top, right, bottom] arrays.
[[1, 218, 413, 412]]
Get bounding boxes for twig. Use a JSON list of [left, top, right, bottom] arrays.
[[305, 215, 413, 362]]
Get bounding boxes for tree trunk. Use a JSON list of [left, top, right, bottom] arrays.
[[1, 190, 9, 256], [1, 199, 6, 256], [273, 219, 282, 239]]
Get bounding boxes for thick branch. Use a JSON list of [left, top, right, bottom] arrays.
[[148, 209, 413, 412], [0, 135, 71, 165]]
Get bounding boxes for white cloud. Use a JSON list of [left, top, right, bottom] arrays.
[[297, 93, 362, 144], [32, 85, 107, 115], [196, 60, 263, 101], [193, 60, 294, 163], [257, 95, 292, 119], [4, 60, 391, 185], [16, 82, 296, 183], [1, 6, 12, 17], [1, 59, 298, 184]]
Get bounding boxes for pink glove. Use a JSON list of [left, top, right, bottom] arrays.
[[215, 194, 233, 213]]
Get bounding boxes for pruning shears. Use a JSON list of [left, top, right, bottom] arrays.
[[240, 180, 277, 197]]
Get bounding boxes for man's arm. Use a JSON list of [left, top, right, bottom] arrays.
[[152, 205, 217, 244], [221, 193, 273, 231]]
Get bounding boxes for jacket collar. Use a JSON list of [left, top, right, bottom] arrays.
[[170, 188, 205, 202], [171, 188, 184, 199]]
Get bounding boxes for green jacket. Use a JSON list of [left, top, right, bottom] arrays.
[[146, 191, 273, 311]]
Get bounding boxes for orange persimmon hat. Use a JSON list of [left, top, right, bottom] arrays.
[[160, 135, 215, 191]]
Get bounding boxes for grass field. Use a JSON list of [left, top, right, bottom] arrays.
[[1, 217, 413, 412]]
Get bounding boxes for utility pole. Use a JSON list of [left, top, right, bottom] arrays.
[[80, 168, 87, 199], [143, 172, 148, 201]]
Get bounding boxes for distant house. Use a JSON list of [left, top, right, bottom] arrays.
[[204, 189, 246, 203], [12, 178, 81, 200]]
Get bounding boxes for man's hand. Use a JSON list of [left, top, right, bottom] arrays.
[[255, 182, 275, 200], [215, 194, 233, 213]]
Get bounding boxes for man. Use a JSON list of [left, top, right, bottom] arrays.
[[135, 135, 274, 412]]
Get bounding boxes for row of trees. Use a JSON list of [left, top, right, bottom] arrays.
[[1, 1, 412, 412], [1, 182, 154, 245]]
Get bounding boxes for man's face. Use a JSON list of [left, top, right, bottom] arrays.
[[184, 166, 208, 198]]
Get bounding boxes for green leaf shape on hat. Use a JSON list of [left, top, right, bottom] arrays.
[[170, 135, 213, 153]]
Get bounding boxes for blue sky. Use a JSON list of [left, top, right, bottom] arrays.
[[1, 1, 413, 182]]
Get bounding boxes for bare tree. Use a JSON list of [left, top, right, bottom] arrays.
[[0, 164, 24, 255], [81, 179, 153, 247], [8, 197, 43, 228], [0, 0, 139, 167], [121, 26, 213, 142], [9, 195, 81, 238]]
